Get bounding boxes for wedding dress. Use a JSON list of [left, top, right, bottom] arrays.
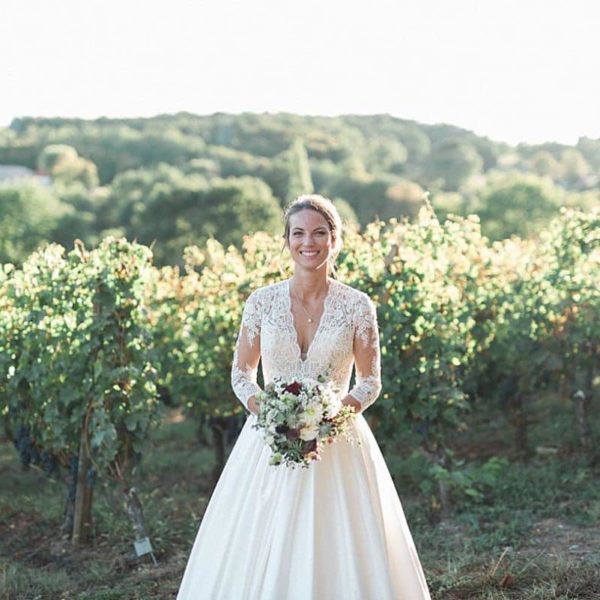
[[176, 278, 432, 599]]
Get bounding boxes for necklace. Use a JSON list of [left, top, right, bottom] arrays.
[[290, 282, 329, 324], [293, 295, 316, 323]]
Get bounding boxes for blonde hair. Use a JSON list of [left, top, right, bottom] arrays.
[[282, 194, 343, 276]]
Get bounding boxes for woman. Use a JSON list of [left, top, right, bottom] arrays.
[[177, 194, 432, 599]]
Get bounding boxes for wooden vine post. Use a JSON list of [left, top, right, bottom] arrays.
[[72, 414, 94, 545], [72, 296, 102, 546]]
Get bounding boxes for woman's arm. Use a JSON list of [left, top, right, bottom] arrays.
[[231, 292, 262, 415], [344, 294, 382, 413]]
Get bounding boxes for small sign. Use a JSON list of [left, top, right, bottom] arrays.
[[133, 536, 157, 564], [134, 537, 153, 556]]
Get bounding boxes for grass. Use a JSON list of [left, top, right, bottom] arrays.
[[1, 402, 599, 599]]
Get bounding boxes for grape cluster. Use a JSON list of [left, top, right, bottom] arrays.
[[13, 425, 59, 477]]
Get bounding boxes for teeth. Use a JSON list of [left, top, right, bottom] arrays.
[[301, 251, 318, 256]]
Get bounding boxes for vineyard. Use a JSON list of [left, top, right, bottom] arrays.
[[1, 204, 599, 598]]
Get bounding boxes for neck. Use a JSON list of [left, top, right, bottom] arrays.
[[290, 269, 330, 300]]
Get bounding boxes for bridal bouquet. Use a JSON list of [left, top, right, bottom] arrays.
[[252, 376, 359, 468]]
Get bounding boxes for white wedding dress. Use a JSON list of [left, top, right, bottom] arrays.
[[177, 278, 432, 599]]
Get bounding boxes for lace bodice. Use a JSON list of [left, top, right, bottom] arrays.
[[231, 278, 382, 413]]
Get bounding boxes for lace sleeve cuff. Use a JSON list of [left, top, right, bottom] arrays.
[[231, 352, 261, 411], [349, 375, 382, 410]]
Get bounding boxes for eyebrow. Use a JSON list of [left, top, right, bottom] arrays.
[[291, 226, 328, 232]]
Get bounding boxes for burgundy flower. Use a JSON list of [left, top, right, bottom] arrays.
[[284, 381, 302, 395], [303, 439, 317, 454], [286, 428, 300, 440]]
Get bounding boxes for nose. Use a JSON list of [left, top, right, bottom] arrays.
[[299, 233, 319, 243]]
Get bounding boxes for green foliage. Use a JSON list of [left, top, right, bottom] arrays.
[[472, 173, 562, 240], [576, 136, 600, 171], [529, 150, 563, 179], [6, 120, 206, 184], [37, 144, 79, 172], [331, 197, 358, 226], [0, 238, 161, 476], [145, 233, 289, 422], [52, 184, 108, 250], [427, 140, 484, 191], [285, 138, 314, 205], [393, 451, 510, 505], [140, 203, 599, 506], [1, 113, 595, 258], [323, 173, 415, 225], [560, 148, 590, 187], [364, 137, 408, 175], [0, 182, 71, 266], [0, 200, 598, 526], [1, 111, 598, 511], [37, 144, 100, 188], [105, 166, 283, 266], [336, 207, 486, 456]]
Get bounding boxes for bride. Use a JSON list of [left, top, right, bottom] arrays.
[[176, 194, 432, 599]]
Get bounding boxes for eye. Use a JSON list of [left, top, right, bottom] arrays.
[[293, 231, 303, 236]]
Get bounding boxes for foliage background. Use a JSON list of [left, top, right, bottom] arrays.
[[0, 113, 599, 599], [1, 113, 599, 267]]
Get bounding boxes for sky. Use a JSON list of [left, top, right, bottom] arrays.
[[2, 0, 600, 146]]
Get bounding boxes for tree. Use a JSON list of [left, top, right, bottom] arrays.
[[106, 163, 191, 230], [529, 151, 562, 179], [0, 182, 71, 265], [197, 177, 283, 247], [37, 144, 79, 172], [365, 138, 408, 175], [324, 174, 426, 225], [331, 197, 358, 227], [383, 180, 426, 219], [38, 144, 99, 189], [560, 148, 589, 188], [472, 174, 561, 240], [576, 137, 600, 172], [427, 141, 484, 191], [53, 184, 106, 250], [128, 176, 282, 266], [430, 191, 468, 221], [285, 138, 314, 205]]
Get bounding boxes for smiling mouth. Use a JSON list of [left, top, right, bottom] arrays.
[[300, 251, 319, 256]]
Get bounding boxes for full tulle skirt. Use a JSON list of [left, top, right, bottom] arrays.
[[176, 413, 432, 600]]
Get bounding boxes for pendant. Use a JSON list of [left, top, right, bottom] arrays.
[[308, 318, 313, 323]]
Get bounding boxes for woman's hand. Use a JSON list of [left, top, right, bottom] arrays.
[[341, 395, 361, 413], [248, 395, 260, 415]]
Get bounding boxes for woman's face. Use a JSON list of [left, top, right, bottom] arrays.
[[287, 209, 334, 272]]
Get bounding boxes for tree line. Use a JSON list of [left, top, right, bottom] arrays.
[[0, 113, 598, 268]]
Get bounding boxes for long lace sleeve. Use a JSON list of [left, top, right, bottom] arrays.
[[231, 290, 262, 412], [348, 293, 382, 412]]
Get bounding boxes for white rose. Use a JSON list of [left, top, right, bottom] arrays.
[[324, 396, 342, 418], [299, 424, 320, 441], [303, 402, 324, 421]]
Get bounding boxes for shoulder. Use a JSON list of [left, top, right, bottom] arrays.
[[244, 280, 286, 306], [331, 279, 374, 308]]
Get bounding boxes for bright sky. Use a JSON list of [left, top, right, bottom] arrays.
[[2, 0, 599, 146]]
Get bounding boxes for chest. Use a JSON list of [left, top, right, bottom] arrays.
[[288, 302, 325, 354], [259, 291, 355, 364]]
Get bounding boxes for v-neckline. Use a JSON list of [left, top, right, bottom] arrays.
[[286, 278, 333, 363]]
